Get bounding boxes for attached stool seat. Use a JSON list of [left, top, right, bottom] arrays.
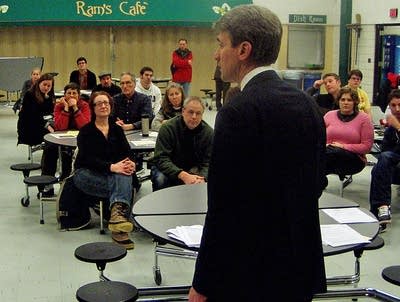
[[23, 175, 59, 223], [76, 281, 138, 302], [10, 163, 41, 207], [327, 236, 384, 286], [75, 242, 127, 281], [382, 265, 400, 286]]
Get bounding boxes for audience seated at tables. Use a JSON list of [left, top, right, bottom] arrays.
[[13, 67, 41, 113], [42, 82, 91, 183], [69, 56, 97, 90], [73, 91, 135, 249], [92, 71, 122, 96], [135, 66, 162, 115], [369, 89, 400, 232], [324, 87, 373, 187], [151, 96, 213, 191], [306, 72, 341, 115], [346, 69, 372, 118], [151, 82, 184, 131], [17, 73, 56, 195]]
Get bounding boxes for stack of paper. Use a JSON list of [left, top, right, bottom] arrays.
[[166, 225, 203, 247], [321, 224, 371, 247], [131, 140, 155, 147]]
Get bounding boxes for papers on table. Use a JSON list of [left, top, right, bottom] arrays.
[[130, 140, 155, 147], [50, 130, 79, 138], [321, 224, 371, 247], [166, 225, 203, 247], [323, 208, 378, 224], [321, 208, 377, 247]]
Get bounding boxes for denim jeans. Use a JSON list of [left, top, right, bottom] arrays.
[[73, 168, 132, 209], [370, 151, 400, 211], [151, 166, 183, 191], [177, 82, 190, 98]]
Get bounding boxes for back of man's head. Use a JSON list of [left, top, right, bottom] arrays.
[[214, 5, 282, 66]]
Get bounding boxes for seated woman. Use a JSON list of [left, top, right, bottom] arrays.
[[17, 73, 56, 195], [45, 82, 91, 181], [73, 91, 136, 250], [151, 82, 185, 131], [324, 87, 374, 184]]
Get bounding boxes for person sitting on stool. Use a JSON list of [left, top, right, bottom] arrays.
[[73, 91, 135, 249], [151, 96, 213, 191], [370, 89, 400, 232]]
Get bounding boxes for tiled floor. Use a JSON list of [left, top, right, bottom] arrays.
[[1, 105, 400, 301]]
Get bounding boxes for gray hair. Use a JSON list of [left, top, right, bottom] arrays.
[[120, 72, 135, 81], [183, 96, 205, 111], [214, 5, 282, 66]]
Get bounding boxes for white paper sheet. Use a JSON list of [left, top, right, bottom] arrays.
[[131, 140, 155, 147], [166, 225, 203, 247], [323, 208, 377, 224], [320, 224, 371, 247], [50, 131, 79, 139]]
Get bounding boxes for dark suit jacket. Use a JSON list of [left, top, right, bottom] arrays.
[[69, 69, 97, 90], [193, 70, 327, 301]]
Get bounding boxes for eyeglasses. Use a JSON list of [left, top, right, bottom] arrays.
[[94, 100, 110, 107]]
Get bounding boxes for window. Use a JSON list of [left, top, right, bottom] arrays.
[[287, 25, 325, 69]]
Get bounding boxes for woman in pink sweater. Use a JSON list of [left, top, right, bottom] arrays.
[[324, 87, 373, 177]]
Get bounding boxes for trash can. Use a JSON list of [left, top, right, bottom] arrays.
[[303, 72, 322, 91], [282, 70, 304, 90]]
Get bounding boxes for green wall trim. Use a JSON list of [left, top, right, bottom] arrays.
[[0, 0, 251, 27], [339, 0, 352, 83]]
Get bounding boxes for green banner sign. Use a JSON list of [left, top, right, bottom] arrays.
[[289, 14, 327, 24], [0, 0, 251, 26]]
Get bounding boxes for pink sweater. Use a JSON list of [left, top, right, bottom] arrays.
[[324, 110, 373, 159]]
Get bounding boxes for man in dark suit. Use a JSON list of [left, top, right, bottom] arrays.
[[189, 5, 327, 302]]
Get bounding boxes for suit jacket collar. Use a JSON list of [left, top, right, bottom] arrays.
[[241, 66, 274, 90]]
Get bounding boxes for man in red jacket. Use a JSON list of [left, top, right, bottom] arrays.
[[171, 39, 192, 97]]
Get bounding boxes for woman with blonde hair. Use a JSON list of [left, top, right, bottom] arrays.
[[151, 82, 185, 131]]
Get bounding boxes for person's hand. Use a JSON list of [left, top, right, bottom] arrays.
[[188, 287, 207, 302], [68, 97, 78, 112], [313, 79, 324, 89], [116, 118, 134, 131], [178, 171, 205, 184], [47, 125, 55, 133], [59, 97, 69, 111], [386, 114, 400, 130], [188, 59, 192, 66], [110, 157, 135, 175], [329, 141, 344, 148]]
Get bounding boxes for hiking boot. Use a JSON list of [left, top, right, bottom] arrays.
[[111, 231, 134, 250], [108, 202, 133, 233], [377, 205, 391, 224]]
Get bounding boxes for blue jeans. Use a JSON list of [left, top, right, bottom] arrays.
[[151, 166, 182, 191], [177, 82, 190, 97], [73, 168, 132, 209], [370, 151, 400, 211]]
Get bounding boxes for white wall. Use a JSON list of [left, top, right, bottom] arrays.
[[353, 0, 400, 25], [253, 0, 341, 24]]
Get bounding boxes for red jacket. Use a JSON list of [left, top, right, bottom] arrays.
[[54, 99, 91, 130], [172, 49, 193, 83]]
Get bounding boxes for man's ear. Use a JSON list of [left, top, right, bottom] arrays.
[[238, 41, 252, 59]]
